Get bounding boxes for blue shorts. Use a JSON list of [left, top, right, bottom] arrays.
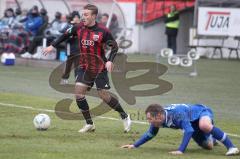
[[191, 109, 214, 148]]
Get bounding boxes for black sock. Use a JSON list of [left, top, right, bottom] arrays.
[[76, 97, 93, 125], [107, 97, 128, 119]]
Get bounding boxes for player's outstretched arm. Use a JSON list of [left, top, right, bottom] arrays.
[[105, 61, 114, 73], [121, 125, 159, 149], [121, 144, 135, 149], [104, 31, 118, 73], [43, 45, 55, 56], [43, 25, 77, 56], [169, 150, 183, 155], [171, 121, 194, 154]]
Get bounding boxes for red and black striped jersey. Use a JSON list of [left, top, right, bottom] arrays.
[[52, 22, 118, 73]]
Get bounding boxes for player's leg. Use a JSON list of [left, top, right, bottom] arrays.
[[199, 115, 239, 156], [191, 120, 214, 150], [167, 35, 171, 49], [75, 68, 95, 133], [96, 71, 131, 132], [72, 54, 80, 78], [61, 55, 73, 84], [172, 35, 177, 54], [97, 89, 131, 132], [97, 89, 127, 118]]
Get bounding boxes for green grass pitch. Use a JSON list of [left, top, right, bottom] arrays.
[[0, 54, 240, 159]]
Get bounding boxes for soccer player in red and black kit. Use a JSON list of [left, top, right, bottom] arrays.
[[43, 4, 131, 133]]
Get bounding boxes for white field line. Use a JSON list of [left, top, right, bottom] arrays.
[[0, 102, 149, 125], [0, 102, 239, 138]]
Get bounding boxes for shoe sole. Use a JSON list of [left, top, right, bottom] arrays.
[[79, 128, 95, 133], [226, 150, 239, 156]]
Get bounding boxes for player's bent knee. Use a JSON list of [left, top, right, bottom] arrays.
[[202, 144, 213, 150], [199, 117, 213, 133], [75, 94, 85, 99], [202, 141, 214, 150], [75, 83, 88, 99], [199, 123, 213, 133]]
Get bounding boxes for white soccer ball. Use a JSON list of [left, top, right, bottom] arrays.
[[33, 114, 51, 130]]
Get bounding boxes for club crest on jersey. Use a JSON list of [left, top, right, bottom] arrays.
[[93, 34, 99, 41]]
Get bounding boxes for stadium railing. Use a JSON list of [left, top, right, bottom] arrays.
[[189, 33, 240, 59]]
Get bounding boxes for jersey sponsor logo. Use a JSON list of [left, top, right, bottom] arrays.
[[93, 34, 99, 41], [81, 39, 94, 47]]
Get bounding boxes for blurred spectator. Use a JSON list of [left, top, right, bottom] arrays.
[[71, 11, 81, 24], [24, 6, 43, 36], [42, 11, 62, 38], [14, 8, 22, 24], [0, 8, 15, 28], [100, 13, 119, 39], [2, 6, 44, 55], [100, 13, 108, 26], [1, 28, 29, 55], [11, 8, 27, 29], [110, 14, 120, 39], [45, 12, 66, 38], [165, 5, 179, 54], [59, 14, 69, 32], [49, 11, 62, 29], [60, 11, 80, 84], [21, 12, 68, 59], [66, 14, 72, 24], [15, 8, 22, 16], [21, 8, 49, 58], [0, 8, 27, 55], [39, 8, 49, 34]]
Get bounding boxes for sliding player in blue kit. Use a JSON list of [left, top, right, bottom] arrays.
[[122, 103, 239, 156]]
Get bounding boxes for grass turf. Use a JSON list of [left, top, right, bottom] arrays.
[[0, 55, 240, 159]]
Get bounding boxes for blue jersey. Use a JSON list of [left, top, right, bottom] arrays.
[[163, 104, 213, 129], [133, 104, 214, 152]]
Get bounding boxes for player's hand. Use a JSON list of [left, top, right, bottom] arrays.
[[42, 45, 54, 56], [105, 61, 114, 72], [121, 144, 135, 149], [169, 150, 183, 155]]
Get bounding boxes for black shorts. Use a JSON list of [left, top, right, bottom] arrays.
[[75, 68, 111, 90]]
